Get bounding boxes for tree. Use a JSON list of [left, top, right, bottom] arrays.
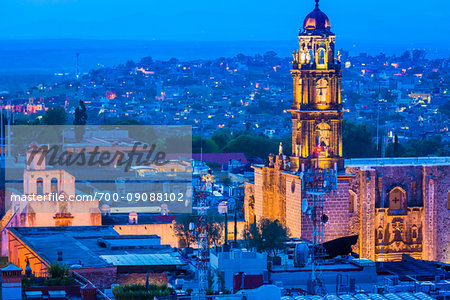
[[386, 134, 405, 157], [211, 131, 231, 150], [73, 100, 87, 125], [125, 60, 136, 69], [205, 211, 224, 248], [245, 122, 252, 132], [140, 56, 153, 65], [47, 262, 69, 278], [342, 121, 376, 158], [42, 106, 68, 125], [44, 262, 75, 286], [73, 100, 88, 141], [242, 222, 260, 250], [214, 267, 225, 291], [173, 214, 196, 248], [439, 101, 450, 118], [222, 135, 290, 158], [113, 284, 174, 300], [192, 135, 220, 153], [243, 218, 290, 258]]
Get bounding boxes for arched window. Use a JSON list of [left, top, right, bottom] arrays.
[[51, 178, 58, 193], [36, 178, 44, 195], [318, 48, 325, 65], [316, 78, 328, 106], [411, 225, 418, 242], [315, 122, 332, 158], [388, 187, 406, 211], [377, 227, 384, 242]]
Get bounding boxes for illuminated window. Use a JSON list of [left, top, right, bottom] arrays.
[[318, 48, 325, 65], [316, 78, 328, 106], [51, 178, 58, 193], [315, 122, 332, 158], [36, 178, 44, 195]]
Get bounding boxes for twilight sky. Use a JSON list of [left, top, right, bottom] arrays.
[[1, 0, 449, 47]]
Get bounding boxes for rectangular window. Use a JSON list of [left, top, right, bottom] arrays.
[[349, 192, 355, 213]]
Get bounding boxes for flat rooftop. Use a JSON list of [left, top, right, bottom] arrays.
[[102, 213, 177, 225], [345, 157, 450, 167], [376, 256, 449, 281], [9, 226, 178, 269], [100, 253, 184, 267]]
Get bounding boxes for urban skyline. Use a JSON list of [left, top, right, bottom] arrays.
[[0, 0, 449, 299]]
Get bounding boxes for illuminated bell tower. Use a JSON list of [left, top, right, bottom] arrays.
[[289, 0, 344, 170]]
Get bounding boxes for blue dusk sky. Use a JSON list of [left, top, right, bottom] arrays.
[[0, 0, 449, 47]]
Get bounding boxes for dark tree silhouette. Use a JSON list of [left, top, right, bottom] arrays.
[[73, 100, 88, 141], [243, 218, 290, 258], [42, 106, 68, 125]]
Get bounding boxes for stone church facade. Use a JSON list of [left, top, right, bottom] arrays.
[[244, 1, 450, 264]]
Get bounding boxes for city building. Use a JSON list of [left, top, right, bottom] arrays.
[[7, 226, 184, 290], [210, 248, 267, 291]]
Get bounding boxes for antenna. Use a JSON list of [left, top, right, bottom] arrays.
[[193, 173, 214, 294], [301, 165, 337, 296], [76, 53, 80, 79]]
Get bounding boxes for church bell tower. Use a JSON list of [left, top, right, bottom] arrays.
[[289, 0, 344, 171]]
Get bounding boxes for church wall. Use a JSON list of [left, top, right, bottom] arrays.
[[253, 167, 265, 221], [23, 170, 75, 196], [429, 165, 450, 263], [244, 182, 255, 224], [253, 164, 288, 224], [346, 164, 450, 263], [358, 169, 376, 260], [300, 180, 351, 243], [347, 167, 362, 253], [285, 176, 302, 238]]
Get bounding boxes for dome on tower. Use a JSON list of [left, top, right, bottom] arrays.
[[303, 0, 331, 31]]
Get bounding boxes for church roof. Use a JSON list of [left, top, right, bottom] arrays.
[[302, 0, 332, 34], [345, 157, 450, 167]]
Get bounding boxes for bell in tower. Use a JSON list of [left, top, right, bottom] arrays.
[[289, 0, 344, 171]]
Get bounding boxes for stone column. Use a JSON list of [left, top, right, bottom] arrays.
[[422, 166, 437, 261], [359, 169, 376, 260]]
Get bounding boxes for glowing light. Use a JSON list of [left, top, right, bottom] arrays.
[[105, 91, 116, 100]]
